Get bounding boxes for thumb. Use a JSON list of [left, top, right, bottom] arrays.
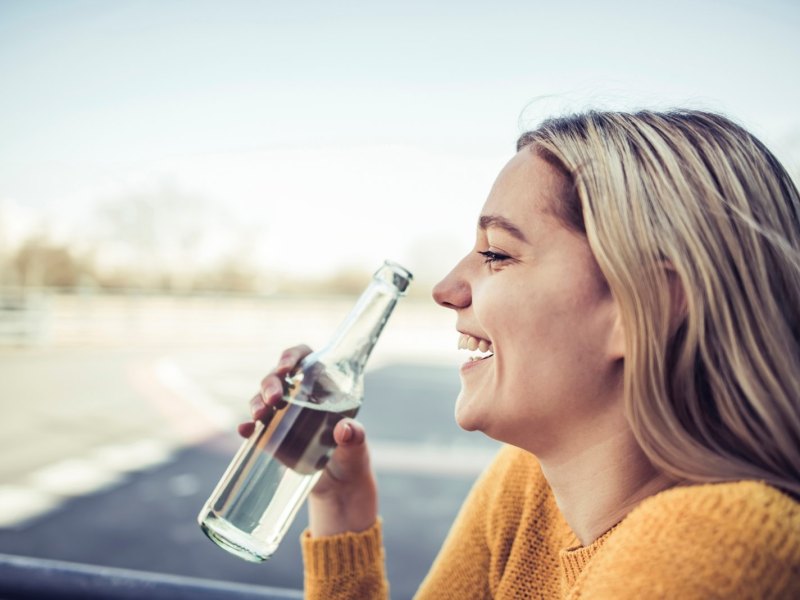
[[309, 417, 378, 535], [334, 417, 367, 447], [324, 418, 371, 483]]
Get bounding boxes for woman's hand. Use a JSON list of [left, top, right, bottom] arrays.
[[239, 344, 378, 537]]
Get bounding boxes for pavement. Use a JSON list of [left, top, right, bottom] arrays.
[[0, 294, 501, 600]]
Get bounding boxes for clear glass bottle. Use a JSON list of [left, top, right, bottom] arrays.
[[198, 260, 412, 562]]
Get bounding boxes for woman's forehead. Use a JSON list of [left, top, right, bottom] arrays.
[[481, 151, 571, 233]]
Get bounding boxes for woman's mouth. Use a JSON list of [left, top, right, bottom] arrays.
[[458, 333, 494, 362]]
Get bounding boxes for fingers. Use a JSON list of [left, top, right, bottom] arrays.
[[238, 421, 256, 438], [248, 393, 267, 421], [258, 375, 284, 409], [258, 344, 313, 408], [239, 395, 265, 438], [275, 344, 313, 376], [239, 391, 276, 438], [240, 344, 314, 439]]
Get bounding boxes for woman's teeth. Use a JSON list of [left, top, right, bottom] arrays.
[[458, 334, 494, 361]]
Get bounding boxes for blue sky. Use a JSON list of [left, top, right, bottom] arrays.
[[1, 0, 799, 282]]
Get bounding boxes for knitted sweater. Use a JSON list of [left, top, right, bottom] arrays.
[[301, 445, 800, 599]]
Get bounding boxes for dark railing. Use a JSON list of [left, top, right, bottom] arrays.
[[0, 553, 303, 600]]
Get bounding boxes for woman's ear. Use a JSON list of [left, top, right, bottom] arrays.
[[608, 300, 626, 361], [664, 262, 688, 336], [607, 263, 688, 361]]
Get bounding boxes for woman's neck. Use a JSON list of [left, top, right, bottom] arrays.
[[538, 428, 675, 546]]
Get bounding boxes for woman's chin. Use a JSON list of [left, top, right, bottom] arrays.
[[454, 390, 487, 432]]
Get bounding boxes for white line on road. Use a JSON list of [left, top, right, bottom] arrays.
[[0, 486, 61, 528], [154, 358, 236, 431], [371, 442, 496, 476], [0, 439, 175, 528]]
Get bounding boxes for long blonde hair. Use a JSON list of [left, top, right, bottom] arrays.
[[519, 110, 800, 496]]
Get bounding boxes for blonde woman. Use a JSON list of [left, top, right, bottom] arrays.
[[246, 109, 800, 598]]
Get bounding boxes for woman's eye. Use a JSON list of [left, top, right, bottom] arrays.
[[477, 250, 511, 265]]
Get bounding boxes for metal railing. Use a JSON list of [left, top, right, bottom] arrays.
[[0, 553, 303, 600]]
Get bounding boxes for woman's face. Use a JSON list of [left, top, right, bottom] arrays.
[[433, 149, 625, 454]]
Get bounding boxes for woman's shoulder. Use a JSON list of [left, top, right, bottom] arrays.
[[629, 479, 799, 539], [580, 481, 800, 598]]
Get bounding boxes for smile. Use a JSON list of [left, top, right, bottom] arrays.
[[458, 333, 494, 362]]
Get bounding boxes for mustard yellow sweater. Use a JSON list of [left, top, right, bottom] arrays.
[[301, 446, 800, 599]]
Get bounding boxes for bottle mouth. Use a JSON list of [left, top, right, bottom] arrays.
[[376, 260, 413, 293]]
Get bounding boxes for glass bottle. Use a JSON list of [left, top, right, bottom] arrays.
[[198, 260, 412, 562]]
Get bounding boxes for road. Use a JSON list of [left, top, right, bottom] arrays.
[[0, 294, 500, 599]]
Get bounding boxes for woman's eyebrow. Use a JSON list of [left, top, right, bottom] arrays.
[[478, 214, 529, 242]]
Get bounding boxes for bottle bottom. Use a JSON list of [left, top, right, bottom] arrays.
[[198, 511, 278, 563]]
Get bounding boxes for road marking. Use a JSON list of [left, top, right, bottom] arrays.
[[27, 458, 127, 497], [0, 439, 175, 528], [126, 360, 225, 444], [371, 442, 496, 476], [154, 358, 236, 430], [89, 439, 174, 472], [0, 486, 61, 528]]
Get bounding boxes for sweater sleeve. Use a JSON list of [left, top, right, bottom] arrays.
[[569, 482, 800, 600], [415, 445, 531, 600], [301, 445, 542, 600], [301, 519, 389, 600]]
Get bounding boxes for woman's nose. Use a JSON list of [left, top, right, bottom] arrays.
[[432, 257, 471, 310]]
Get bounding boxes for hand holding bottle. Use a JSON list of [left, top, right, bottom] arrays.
[[241, 344, 378, 538], [199, 261, 411, 561]]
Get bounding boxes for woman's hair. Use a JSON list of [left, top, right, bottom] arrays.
[[518, 109, 800, 497]]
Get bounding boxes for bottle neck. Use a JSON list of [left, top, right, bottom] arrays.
[[319, 262, 411, 371], [321, 279, 401, 370]]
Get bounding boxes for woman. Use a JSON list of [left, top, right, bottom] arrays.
[[243, 109, 800, 598]]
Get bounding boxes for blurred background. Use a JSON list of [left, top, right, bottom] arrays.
[[1, 0, 799, 598]]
